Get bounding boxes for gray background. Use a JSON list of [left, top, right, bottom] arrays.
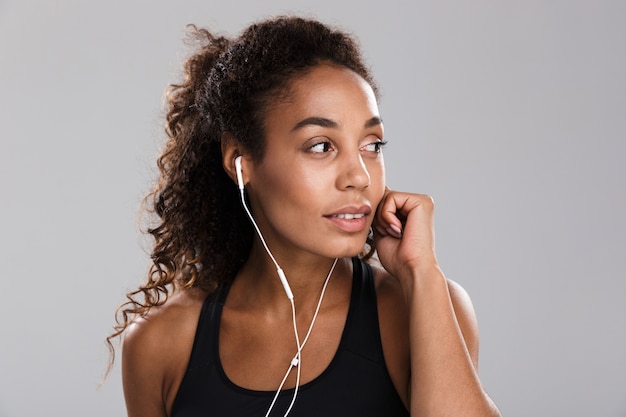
[[1, 1, 624, 416]]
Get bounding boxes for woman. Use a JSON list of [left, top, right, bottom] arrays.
[[108, 16, 501, 417]]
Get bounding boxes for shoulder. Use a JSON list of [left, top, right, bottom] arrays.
[[123, 288, 206, 356], [445, 278, 480, 367], [122, 288, 207, 416]]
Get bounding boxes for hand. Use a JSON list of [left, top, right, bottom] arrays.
[[372, 188, 440, 281]]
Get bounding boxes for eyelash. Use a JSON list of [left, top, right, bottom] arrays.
[[362, 140, 388, 153], [308, 141, 333, 153]]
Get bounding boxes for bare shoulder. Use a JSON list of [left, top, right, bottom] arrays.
[[446, 278, 474, 311], [122, 288, 207, 417], [123, 288, 206, 357], [445, 278, 480, 367]]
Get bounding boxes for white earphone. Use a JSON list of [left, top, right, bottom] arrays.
[[235, 155, 245, 191], [235, 156, 293, 300]]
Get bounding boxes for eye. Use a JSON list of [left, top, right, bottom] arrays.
[[308, 140, 333, 153], [361, 140, 388, 153]]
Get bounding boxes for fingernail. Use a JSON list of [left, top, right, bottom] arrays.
[[388, 224, 402, 238]]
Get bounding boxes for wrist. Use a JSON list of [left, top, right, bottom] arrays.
[[400, 261, 446, 302]]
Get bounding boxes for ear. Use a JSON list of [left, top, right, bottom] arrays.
[[221, 133, 250, 187]]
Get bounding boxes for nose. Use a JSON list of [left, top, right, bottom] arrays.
[[336, 153, 370, 190]]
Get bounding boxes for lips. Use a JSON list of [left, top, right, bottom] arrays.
[[324, 206, 371, 232]]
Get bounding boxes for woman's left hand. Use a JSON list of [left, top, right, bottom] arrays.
[[372, 188, 440, 283]]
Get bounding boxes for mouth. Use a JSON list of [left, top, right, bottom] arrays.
[[324, 206, 371, 232]]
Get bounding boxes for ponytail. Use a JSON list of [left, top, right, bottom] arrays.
[[105, 26, 252, 375]]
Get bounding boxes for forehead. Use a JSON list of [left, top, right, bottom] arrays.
[[264, 63, 380, 128]]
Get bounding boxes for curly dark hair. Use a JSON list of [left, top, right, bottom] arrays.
[[106, 15, 378, 369]]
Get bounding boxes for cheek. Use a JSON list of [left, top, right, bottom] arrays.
[[254, 162, 323, 213], [267, 157, 334, 196], [368, 159, 386, 200]]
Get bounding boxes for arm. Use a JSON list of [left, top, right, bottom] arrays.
[[374, 191, 500, 417]]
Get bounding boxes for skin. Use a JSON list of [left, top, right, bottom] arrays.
[[122, 63, 501, 416]]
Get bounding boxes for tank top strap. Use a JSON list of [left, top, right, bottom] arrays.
[[343, 257, 386, 364], [178, 282, 230, 381]]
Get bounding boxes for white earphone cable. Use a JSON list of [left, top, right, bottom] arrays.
[[236, 164, 338, 417], [239, 189, 282, 278], [264, 258, 338, 417]]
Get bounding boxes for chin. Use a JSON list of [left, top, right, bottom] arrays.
[[327, 239, 369, 259]]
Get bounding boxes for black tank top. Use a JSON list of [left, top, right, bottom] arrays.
[[171, 258, 409, 417]]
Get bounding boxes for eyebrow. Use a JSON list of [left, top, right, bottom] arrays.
[[365, 116, 383, 128], [291, 116, 383, 131]]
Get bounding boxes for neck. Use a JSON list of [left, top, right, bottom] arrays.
[[233, 244, 350, 310]]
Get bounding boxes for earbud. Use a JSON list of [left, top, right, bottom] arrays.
[[235, 155, 244, 190]]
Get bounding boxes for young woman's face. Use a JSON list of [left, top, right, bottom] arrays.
[[245, 63, 386, 260]]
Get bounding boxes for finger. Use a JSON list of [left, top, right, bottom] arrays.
[[374, 223, 388, 237], [378, 192, 436, 236], [373, 192, 403, 239], [383, 191, 433, 218]]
